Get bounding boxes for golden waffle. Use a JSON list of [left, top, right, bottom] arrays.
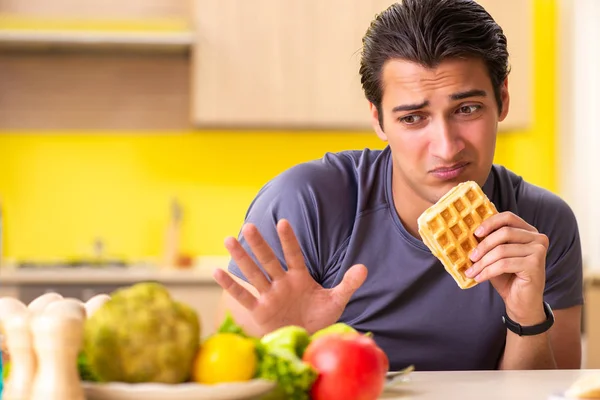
[[417, 181, 498, 289]]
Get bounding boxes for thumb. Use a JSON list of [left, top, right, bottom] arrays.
[[331, 264, 368, 306]]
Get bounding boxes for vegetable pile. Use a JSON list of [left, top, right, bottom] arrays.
[[36, 282, 391, 400]]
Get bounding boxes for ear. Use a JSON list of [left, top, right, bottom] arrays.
[[370, 102, 388, 141], [498, 77, 510, 122]]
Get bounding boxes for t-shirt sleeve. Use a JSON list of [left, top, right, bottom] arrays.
[[227, 157, 355, 285], [536, 191, 584, 310]]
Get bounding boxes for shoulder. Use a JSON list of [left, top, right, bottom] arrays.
[[490, 166, 584, 308], [491, 165, 583, 305], [490, 164, 579, 234], [490, 165, 582, 284], [237, 148, 388, 280], [255, 148, 388, 214]]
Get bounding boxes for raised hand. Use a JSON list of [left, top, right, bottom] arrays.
[[213, 219, 368, 334]]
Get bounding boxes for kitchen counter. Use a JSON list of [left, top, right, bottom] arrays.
[[0, 256, 230, 284], [0, 256, 230, 336], [1, 259, 597, 286], [380, 369, 600, 399], [0, 266, 222, 285]]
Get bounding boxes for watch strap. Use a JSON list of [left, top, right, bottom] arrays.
[[502, 302, 555, 336]]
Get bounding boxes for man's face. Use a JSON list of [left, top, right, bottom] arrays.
[[370, 57, 509, 205]]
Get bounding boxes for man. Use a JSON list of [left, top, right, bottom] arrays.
[[213, 0, 583, 372]]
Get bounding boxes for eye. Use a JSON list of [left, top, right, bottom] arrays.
[[457, 105, 481, 114], [399, 114, 424, 125]]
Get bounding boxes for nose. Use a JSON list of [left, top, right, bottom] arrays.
[[428, 119, 465, 161]]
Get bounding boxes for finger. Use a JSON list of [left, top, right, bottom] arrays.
[[474, 211, 538, 239], [224, 235, 271, 293], [277, 219, 308, 272], [470, 226, 536, 262], [473, 257, 533, 283], [213, 268, 258, 311], [331, 264, 368, 307], [465, 243, 533, 279], [242, 223, 286, 281]]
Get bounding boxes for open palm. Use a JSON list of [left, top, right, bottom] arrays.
[[213, 219, 368, 334]]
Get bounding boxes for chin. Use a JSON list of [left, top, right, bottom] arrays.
[[427, 187, 452, 205], [427, 180, 468, 204]]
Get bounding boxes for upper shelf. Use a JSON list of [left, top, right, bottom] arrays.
[[0, 30, 194, 53]]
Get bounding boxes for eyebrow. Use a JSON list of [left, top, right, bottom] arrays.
[[391, 89, 487, 113], [450, 89, 487, 100], [392, 101, 429, 113]]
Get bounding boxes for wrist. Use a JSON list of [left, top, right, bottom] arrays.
[[505, 304, 546, 327], [503, 301, 554, 337]]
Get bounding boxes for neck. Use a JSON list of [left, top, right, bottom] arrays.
[[391, 166, 432, 240]]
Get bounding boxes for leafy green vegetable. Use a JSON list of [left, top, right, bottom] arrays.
[[216, 316, 317, 400], [217, 312, 250, 337], [77, 352, 98, 382], [256, 326, 317, 400], [261, 326, 311, 359], [255, 345, 317, 400]]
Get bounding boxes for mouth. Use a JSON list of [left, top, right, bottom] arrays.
[[429, 162, 470, 181]]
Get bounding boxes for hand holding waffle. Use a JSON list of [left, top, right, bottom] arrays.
[[419, 181, 549, 324], [465, 206, 549, 322]]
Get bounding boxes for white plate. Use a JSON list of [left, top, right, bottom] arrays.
[[82, 379, 277, 400]]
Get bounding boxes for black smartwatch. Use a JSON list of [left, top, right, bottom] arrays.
[[502, 302, 554, 336]]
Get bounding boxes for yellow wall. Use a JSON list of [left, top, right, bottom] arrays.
[[0, 0, 557, 262]]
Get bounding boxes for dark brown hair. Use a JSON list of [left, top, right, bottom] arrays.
[[359, 0, 510, 127]]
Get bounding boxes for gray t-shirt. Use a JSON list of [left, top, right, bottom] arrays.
[[228, 146, 583, 371]]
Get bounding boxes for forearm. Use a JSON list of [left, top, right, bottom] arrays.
[[498, 308, 557, 370], [499, 330, 556, 369]]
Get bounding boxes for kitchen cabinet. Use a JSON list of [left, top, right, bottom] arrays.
[[192, 0, 532, 131], [0, 0, 193, 130], [0, 52, 192, 130], [0, 0, 191, 23]]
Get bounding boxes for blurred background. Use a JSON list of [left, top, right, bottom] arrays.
[[0, 0, 599, 366]]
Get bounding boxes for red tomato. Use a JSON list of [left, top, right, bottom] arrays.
[[302, 333, 389, 400]]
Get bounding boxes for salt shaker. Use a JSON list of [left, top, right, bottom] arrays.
[[28, 292, 63, 315], [84, 294, 111, 318], [29, 299, 86, 400], [1, 310, 35, 400]]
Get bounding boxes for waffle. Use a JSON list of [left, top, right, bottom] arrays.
[[417, 181, 498, 289]]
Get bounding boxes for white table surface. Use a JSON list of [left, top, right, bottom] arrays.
[[380, 369, 600, 400]]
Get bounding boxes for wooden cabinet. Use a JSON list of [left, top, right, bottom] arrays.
[[0, 52, 192, 130], [0, 0, 191, 23], [0, 0, 194, 131], [192, 0, 532, 131], [0, 0, 533, 131], [191, 0, 389, 130]]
